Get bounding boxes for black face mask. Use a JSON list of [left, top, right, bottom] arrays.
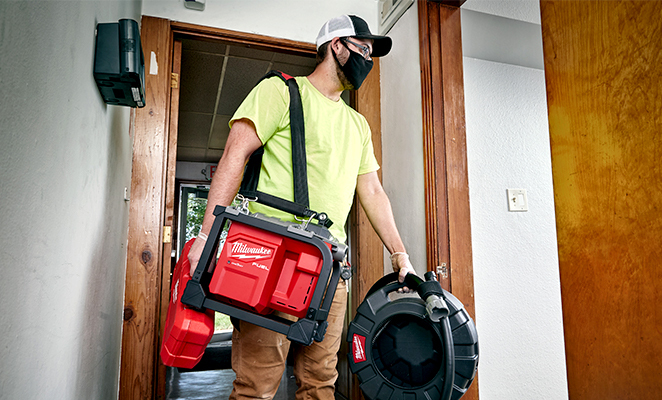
[[333, 40, 373, 90]]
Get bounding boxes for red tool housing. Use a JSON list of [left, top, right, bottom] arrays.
[[160, 238, 215, 368], [208, 221, 328, 319]]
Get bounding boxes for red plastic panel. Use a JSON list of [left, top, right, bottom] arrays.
[[160, 238, 215, 369], [209, 221, 324, 319]]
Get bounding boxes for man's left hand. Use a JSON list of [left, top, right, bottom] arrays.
[[390, 252, 416, 292]]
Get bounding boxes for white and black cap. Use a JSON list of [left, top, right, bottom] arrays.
[[316, 15, 392, 58]]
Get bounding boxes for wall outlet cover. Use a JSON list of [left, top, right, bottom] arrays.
[[507, 189, 528, 212]]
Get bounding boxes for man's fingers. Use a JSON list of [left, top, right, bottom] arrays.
[[188, 240, 205, 276]]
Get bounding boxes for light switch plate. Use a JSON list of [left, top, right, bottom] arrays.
[[507, 189, 528, 212]]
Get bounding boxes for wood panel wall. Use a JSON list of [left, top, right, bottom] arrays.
[[541, 1, 662, 398]]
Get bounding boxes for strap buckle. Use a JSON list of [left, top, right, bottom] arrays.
[[294, 212, 317, 230], [234, 193, 257, 215]]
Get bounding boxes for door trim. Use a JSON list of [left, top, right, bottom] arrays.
[[418, 0, 475, 311], [119, 16, 173, 400], [419, 2, 477, 399]]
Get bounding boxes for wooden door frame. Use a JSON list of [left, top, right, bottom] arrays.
[[419, 0, 475, 319], [119, 16, 384, 399], [119, 16, 172, 400], [419, 1, 477, 399]]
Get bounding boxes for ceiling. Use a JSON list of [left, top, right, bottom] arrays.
[[176, 38, 318, 164]]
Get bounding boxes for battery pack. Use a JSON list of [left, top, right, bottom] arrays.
[[161, 238, 215, 368]]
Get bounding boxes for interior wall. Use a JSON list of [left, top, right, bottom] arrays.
[[0, 1, 141, 398], [461, 0, 568, 399], [142, 0, 378, 45], [378, 2, 568, 398], [379, 5, 427, 275]]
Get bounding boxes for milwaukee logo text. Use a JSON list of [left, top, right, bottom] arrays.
[[230, 241, 273, 261]]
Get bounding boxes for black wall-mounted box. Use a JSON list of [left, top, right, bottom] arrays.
[[93, 19, 145, 108]]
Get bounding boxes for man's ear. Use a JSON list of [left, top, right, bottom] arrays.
[[330, 37, 343, 55]]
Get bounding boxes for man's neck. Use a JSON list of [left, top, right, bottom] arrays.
[[307, 64, 345, 102]]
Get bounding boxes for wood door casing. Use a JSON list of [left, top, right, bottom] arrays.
[[419, 2, 477, 400], [119, 16, 172, 400], [418, 1, 475, 313]]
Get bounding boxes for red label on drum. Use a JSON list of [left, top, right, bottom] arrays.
[[352, 334, 367, 363]]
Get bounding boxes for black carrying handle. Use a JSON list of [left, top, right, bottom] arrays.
[[364, 272, 421, 299], [367, 271, 450, 322], [241, 188, 333, 228], [366, 272, 443, 300]]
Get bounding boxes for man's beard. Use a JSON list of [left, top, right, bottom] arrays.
[[334, 56, 354, 91]]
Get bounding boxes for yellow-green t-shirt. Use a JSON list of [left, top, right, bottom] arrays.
[[230, 76, 379, 242]]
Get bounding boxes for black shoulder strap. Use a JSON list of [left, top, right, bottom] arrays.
[[239, 71, 326, 223]]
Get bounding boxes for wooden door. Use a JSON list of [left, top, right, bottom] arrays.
[[541, 1, 662, 398]]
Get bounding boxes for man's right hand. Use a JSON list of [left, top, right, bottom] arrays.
[[188, 236, 207, 276]]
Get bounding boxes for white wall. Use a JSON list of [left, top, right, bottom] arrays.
[[379, 4, 427, 275], [463, 58, 568, 399], [0, 1, 141, 398], [461, 1, 569, 399], [142, 0, 378, 45]]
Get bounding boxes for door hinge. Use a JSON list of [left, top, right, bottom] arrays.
[[171, 73, 179, 89], [163, 226, 172, 243], [437, 263, 448, 279]]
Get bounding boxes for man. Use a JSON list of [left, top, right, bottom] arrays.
[[188, 14, 415, 399]]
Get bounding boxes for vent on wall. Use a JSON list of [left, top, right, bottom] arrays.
[[379, 0, 415, 34]]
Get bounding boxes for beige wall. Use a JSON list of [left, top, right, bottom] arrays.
[[0, 1, 141, 398]]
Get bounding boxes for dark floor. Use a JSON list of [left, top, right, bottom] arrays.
[[165, 365, 298, 400], [165, 330, 298, 400]]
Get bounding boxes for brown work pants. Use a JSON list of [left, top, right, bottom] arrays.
[[229, 279, 347, 400]]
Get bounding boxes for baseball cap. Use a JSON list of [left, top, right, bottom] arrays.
[[316, 15, 392, 58]]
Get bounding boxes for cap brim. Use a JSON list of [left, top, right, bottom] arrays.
[[354, 35, 392, 58]]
